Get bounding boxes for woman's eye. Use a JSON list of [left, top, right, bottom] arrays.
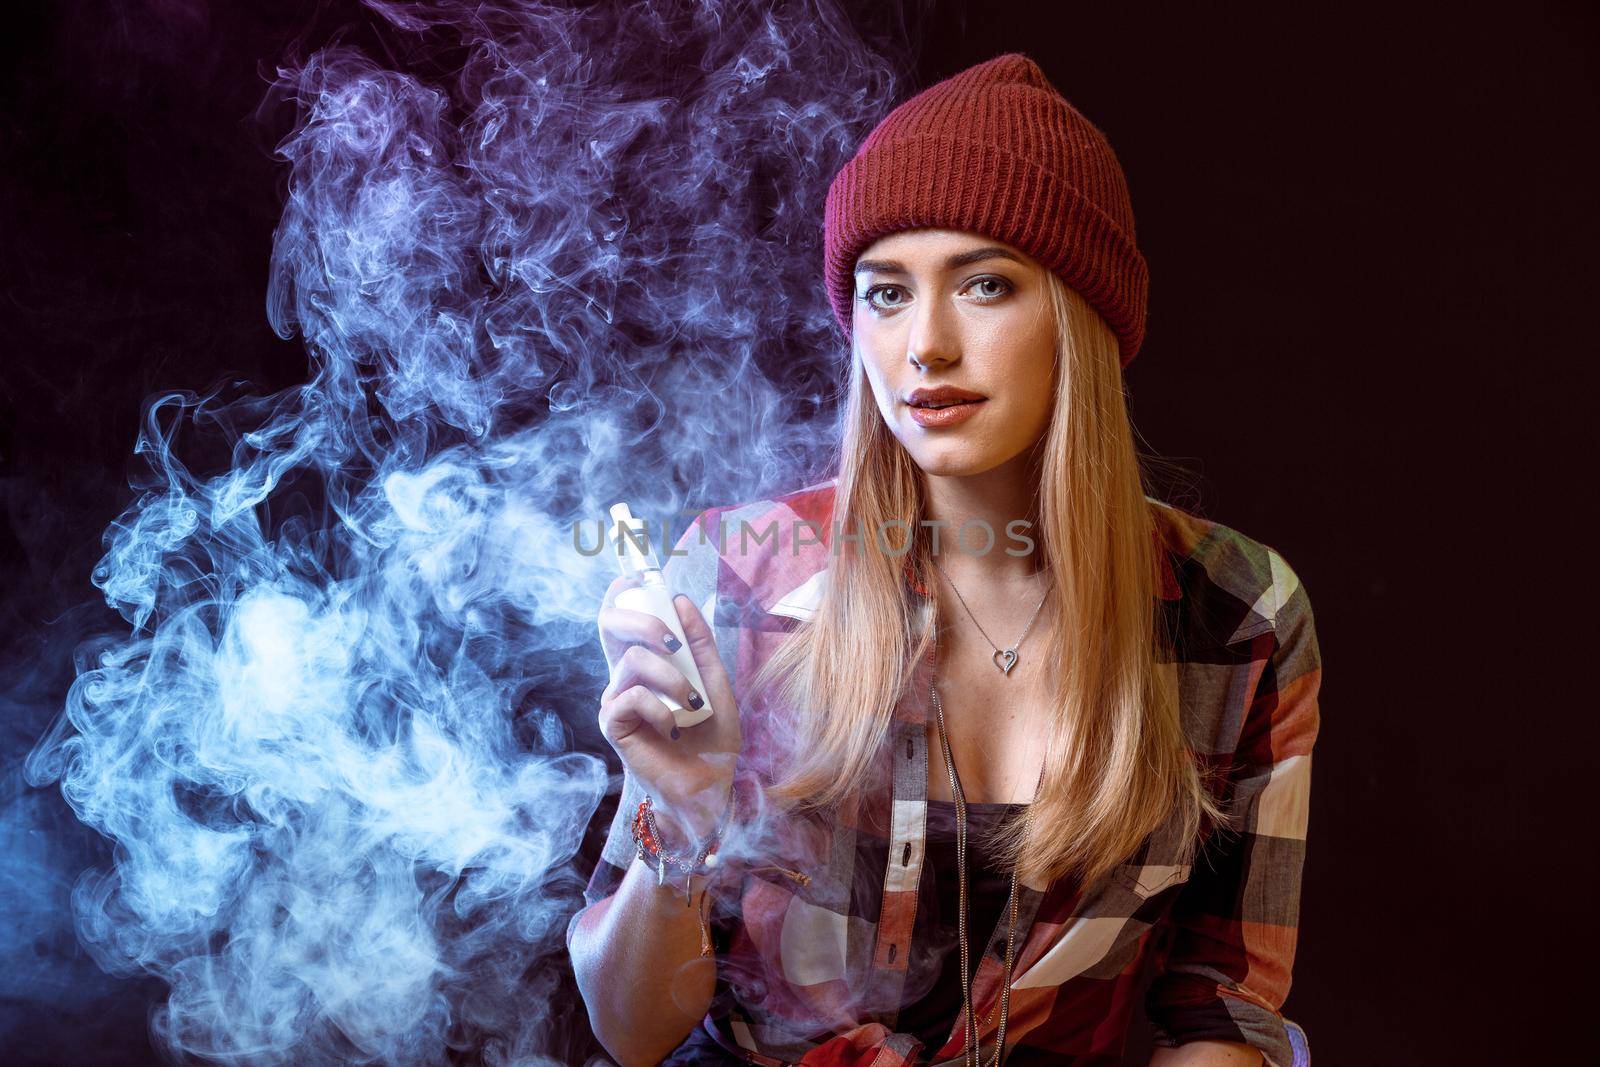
[[864, 285, 909, 311], [966, 276, 1012, 300]]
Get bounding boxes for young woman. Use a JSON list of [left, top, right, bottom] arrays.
[[568, 53, 1321, 1067]]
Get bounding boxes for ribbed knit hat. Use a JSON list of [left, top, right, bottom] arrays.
[[824, 53, 1149, 368]]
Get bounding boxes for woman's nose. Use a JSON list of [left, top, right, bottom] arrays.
[[906, 299, 959, 369]]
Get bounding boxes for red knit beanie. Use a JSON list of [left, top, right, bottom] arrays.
[[824, 53, 1149, 368]]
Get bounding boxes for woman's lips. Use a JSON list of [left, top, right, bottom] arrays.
[[907, 399, 986, 428]]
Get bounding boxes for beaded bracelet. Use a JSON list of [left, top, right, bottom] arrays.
[[632, 789, 735, 885], [630, 789, 737, 955]]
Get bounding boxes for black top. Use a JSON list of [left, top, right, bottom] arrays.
[[896, 798, 1030, 1058]]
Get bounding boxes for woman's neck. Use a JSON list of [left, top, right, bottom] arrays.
[[921, 445, 1045, 586]]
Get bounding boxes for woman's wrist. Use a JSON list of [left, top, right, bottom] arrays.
[[652, 779, 735, 846], [630, 783, 738, 895], [629, 852, 716, 901], [626, 789, 732, 961]]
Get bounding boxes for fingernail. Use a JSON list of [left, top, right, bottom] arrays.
[[663, 633, 681, 652], [687, 689, 703, 709], [670, 726, 681, 740]]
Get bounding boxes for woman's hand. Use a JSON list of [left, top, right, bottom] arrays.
[[596, 575, 741, 846]]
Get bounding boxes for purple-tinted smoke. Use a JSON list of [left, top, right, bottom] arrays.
[[22, 1, 905, 1062]]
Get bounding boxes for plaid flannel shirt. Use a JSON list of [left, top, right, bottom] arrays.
[[575, 477, 1321, 1066]]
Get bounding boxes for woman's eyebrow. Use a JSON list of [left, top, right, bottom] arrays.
[[854, 246, 1025, 275]]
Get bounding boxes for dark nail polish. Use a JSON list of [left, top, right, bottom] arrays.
[[663, 633, 681, 652], [670, 726, 681, 740], [687, 690, 703, 709]]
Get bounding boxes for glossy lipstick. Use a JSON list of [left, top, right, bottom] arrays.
[[906, 386, 987, 429]]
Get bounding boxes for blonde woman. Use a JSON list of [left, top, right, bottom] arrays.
[[569, 53, 1322, 1067]]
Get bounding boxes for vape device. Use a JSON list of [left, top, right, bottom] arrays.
[[608, 502, 714, 729]]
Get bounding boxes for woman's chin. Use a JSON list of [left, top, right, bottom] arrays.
[[904, 443, 1007, 479]]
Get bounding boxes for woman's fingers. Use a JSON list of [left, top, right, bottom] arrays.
[[598, 683, 679, 748], [672, 593, 737, 742], [593, 576, 739, 832], [597, 575, 685, 668], [601, 644, 702, 715]]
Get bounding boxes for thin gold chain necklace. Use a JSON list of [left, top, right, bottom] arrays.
[[930, 679, 1036, 1067]]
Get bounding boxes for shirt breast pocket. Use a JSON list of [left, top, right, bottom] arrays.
[[1114, 861, 1192, 900]]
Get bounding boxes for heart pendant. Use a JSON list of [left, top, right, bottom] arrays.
[[992, 648, 1018, 675]]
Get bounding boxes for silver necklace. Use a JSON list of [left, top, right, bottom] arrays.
[[931, 678, 1025, 1067], [930, 559, 1051, 676]]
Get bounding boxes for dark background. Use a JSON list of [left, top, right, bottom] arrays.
[[2, 1, 1593, 1063]]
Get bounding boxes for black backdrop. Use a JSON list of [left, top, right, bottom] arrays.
[[2, 2, 1593, 1063]]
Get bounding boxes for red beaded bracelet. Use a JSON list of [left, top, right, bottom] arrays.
[[631, 790, 734, 883]]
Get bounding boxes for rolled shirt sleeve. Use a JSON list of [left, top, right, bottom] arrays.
[[1146, 563, 1322, 1067]]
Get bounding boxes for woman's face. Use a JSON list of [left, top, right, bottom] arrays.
[[852, 228, 1057, 478]]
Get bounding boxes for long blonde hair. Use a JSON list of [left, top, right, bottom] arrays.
[[748, 272, 1227, 890]]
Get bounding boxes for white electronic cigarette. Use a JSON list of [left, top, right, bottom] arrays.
[[608, 502, 714, 729]]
